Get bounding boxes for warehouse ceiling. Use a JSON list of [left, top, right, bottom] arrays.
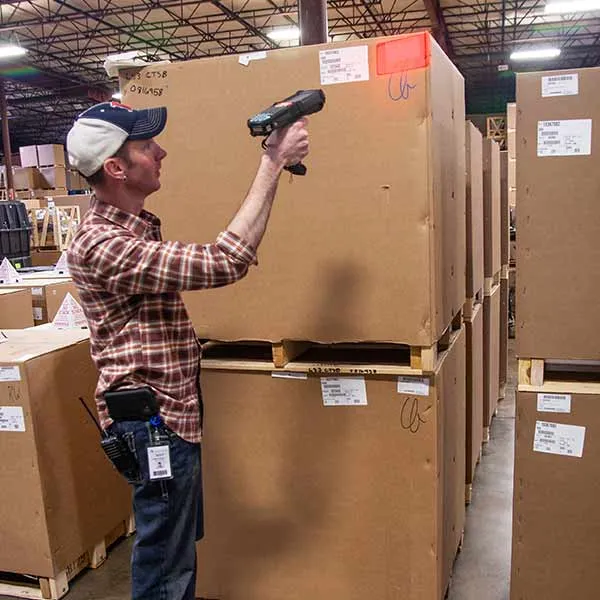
[[1, 0, 599, 149]]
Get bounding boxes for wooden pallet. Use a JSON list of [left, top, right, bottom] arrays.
[[518, 358, 600, 393], [203, 310, 463, 375], [28, 205, 81, 251], [0, 515, 135, 600], [484, 271, 501, 296], [463, 289, 483, 321]]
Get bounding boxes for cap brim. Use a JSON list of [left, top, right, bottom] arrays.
[[128, 107, 167, 140]]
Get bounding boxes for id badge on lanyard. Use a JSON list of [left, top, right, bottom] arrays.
[[146, 417, 173, 481]]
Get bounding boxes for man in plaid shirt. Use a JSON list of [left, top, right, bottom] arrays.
[[66, 101, 309, 600]]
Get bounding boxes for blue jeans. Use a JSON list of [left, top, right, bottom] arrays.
[[109, 420, 203, 600]]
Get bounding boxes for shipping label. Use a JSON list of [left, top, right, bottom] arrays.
[[0, 366, 21, 382], [537, 119, 592, 157], [537, 393, 571, 413], [397, 376, 430, 396], [533, 421, 585, 458], [320, 377, 367, 406], [0, 406, 25, 432], [542, 73, 578, 97], [320, 46, 369, 86]]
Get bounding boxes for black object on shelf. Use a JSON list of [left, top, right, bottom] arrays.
[[0, 201, 32, 268]]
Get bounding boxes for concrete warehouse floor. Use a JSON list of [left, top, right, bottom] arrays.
[[1, 341, 516, 600]]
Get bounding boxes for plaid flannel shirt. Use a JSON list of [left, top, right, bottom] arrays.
[[67, 197, 256, 443]]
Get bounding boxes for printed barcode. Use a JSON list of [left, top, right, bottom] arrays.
[[541, 131, 558, 136], [154, 470, 168, 477], [322, 58, 341, 64], [545, 394, 565, 400], [323, 384, 342, 389], [544, 140, 561, 145], [550, 76, 573, 81]]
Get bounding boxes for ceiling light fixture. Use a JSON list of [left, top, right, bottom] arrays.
[[545, 0, 600, 14], [510, 48, 561, 60], [267, 26, 300, 41], [0, 44, 28, 59]]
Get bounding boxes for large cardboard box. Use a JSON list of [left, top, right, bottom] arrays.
[[465, 122, 484, 299], [0, 289, 34, 328], [465, 302, 483, 487], [483, 284, 500, 429], [0, 328, 131, 578], [500, 151, 510, 267], [30, 249, 62, 267], [40, 166, 68, 190], [0, 280, 80, 325], [41, 193, 92, 218], [12, 166, 42, 190], [511, 386, 600, 599], [196, 329, 466, 600], [516, 67, 600, 360], [37, 144, 66, 167], [499, 276, 509, 390], [122, 33, 466, 347], [507, 103, 516, 131], [483, 140, 501, 278], [18, 146, 38, 168]]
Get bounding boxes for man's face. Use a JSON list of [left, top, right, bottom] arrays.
[[122, 138, 167, 195]]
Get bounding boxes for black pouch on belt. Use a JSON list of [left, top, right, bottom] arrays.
[[103, 386, 159, 421]]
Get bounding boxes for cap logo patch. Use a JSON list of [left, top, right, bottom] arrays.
[[110, 101, 134, 111]]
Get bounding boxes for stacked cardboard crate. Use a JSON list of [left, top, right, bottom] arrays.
[[499, 150, 510, 397], [124, 32, 467, 600], [482, 139, 501, 441], [464, 122, 484, 504], [512, 67, 600, 599], [0, 328, 132, 599], [506, 103, 517, 340]]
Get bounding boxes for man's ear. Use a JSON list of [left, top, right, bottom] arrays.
[[103, 157, 127, 181]]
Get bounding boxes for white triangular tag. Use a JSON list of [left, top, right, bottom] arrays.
[[53, 252, 70, 275], [0, 258, 21, 284], [52, 293, 88, 329]]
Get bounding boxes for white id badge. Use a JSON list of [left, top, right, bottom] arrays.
[[147, 444, 173, 480]]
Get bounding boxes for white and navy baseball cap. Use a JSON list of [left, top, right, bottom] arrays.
[[66, 101, 167, 177]]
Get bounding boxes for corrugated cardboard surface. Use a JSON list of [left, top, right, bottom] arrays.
[[40, 166, 68, 190], [30, 249, 62, 267], [37, 144, 65, 167], [123, 33, 465, 346], [196, 330, 466, 600], [0, 332, 131, 577], [499, 277, 509, 387], [511, 390, 600, 600], [483, 139, 501, 277], [1, 280, 79, 324], [483, 285, 500, 427], [516, 67, 600, 360], [507, 103, 516, 131], [0, 289, 34, 329], [465, 122, 484, 298], [499, 151, 510, 266], [465, 303, 483, 484], [19, 145, 38, 168]]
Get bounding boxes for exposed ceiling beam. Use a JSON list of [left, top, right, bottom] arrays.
[[422, 0, 453, 56]]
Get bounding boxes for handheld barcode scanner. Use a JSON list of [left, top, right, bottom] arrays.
[[247, 89, 326, 176]]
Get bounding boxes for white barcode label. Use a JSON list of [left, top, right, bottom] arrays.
[[319, 46, 369, 86], [320, 377, 367, 406], [0, 366, 21, 382], [537, 119, 592, 157], [542, 73, 578, 97], [533, 421, 585, 458], [397, 376, 430, 396], [537, 393, 571, 413], [0, 406, 25, 432], [271, 371, 308, 380], [33, 307, 43, 322], [31, 287, 43, 297]]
